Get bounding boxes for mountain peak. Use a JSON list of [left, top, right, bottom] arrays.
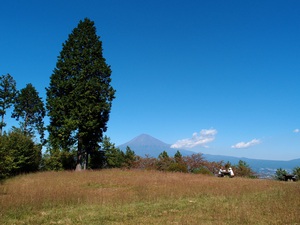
[[118, 134, 195, 158], [123, 134, 169, 147]]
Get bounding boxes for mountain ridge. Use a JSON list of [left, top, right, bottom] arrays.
[[117, 134, 300, 173]]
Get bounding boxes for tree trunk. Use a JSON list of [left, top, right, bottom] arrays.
[[76, 135, 83, 171], [0, 114, 4, 135]]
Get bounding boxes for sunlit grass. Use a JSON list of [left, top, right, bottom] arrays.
[[1, 169, 299, 224]]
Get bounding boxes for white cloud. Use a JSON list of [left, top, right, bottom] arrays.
[[171, 129, 217, 149], [231, 139, 261, 149], [293, 129, 299, 133]]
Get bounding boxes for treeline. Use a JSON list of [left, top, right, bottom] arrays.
[[43, 136, 257, 177], [0, 132, 257, 180]]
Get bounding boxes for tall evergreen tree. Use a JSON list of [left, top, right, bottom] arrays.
[[46, 18, 115, 170], [12, 83, 45, 143], [0, 74, 17, 135]]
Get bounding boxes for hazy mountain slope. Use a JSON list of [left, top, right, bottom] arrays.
[[118, 134, 195, 157]]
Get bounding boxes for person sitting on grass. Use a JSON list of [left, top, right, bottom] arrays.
[[228, 167, 234, 178], [218, 167, 226, 177]]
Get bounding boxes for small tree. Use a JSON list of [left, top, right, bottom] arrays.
[[233, 160, 256, 178], [168, 151, 188, 173], [41, 146, 76, 171], [156, 151, 171, 171], [174, 150, 183, 163], [0, 74, 17, 135], [103, 136, 124, 168], [135, 155, 157, 170], [274, 168, 287, 181], [123, 146, 136, 169], [183, 153, 206, 173], [204, 160, 224, 175], [292, 167, 300, 181], [12, 83, 45, 143]]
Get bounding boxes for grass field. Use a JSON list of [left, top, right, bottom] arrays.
[[0, 169, 299, 224]]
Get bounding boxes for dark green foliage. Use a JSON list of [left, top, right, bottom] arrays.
[[123, 146, 136, 169], [89, 149, 106, 169], [233, 160, 256, 178], [12, 83, 45, 143], [174, 150, 183, 163], [42, 148, 76, 171], [292, 167, 300, 181], [156, 151, 171, 171], [168, 150, 188, 172], [191, 166, 213, 175], [46, 18, 115, 170], [0, 74, 17, 135], [168, 162, 188, 173], [0, 128, 41, 179], [274, 168, 288, 181], [102, 136, 124, 168], [0, 133, 13, 179]]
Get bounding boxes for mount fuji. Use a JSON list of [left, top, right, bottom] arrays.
[[117, 134, 195, 157], [117, 134, 300, 175]]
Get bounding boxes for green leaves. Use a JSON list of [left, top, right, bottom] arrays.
[[0, 74, 17, 135], [46, 18, 115, 169], [12, 83, 45, 143], [0, 129, 41, 179], [275, 168, 287, 181]]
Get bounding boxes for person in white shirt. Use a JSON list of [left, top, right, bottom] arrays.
[[228, 167, 234, 177], [218, 167, 226, 177]]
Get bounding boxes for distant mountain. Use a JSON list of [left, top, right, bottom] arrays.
[[118, 134, 300, 175], [203, 154, 300, 173], [118, 134, 195, 157]]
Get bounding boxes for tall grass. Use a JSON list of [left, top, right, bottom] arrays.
[[0, 169, 299, 224]]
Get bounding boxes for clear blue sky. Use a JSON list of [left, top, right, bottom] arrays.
[[1, 0, 299, 160]]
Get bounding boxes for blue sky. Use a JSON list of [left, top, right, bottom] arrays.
[[1, 0, 299, 160]]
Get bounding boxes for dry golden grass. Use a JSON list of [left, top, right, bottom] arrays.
[[0, 169, 299, 224]]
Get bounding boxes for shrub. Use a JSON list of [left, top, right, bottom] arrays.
[[0, 129, 41, 179], [191, 166, 213, 175], [274, 168, 287, 181], [292, 167, 300, 181], [233, 160, 256, 178]]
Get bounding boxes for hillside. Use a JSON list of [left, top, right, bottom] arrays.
[[1, 170, 299, 224]]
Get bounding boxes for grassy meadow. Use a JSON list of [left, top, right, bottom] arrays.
[[0, 169, 299, 225]]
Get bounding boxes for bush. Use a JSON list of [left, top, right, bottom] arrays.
[[134, 155, 157, 170], [292, 167, 300, 181], [233, 160, 256, 178], [274, 168, 287, 181], [191, 166, 213, 175], [0, 129, 41, 179], [41, 148, 76, 171], [168, 162, 188, 173]]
